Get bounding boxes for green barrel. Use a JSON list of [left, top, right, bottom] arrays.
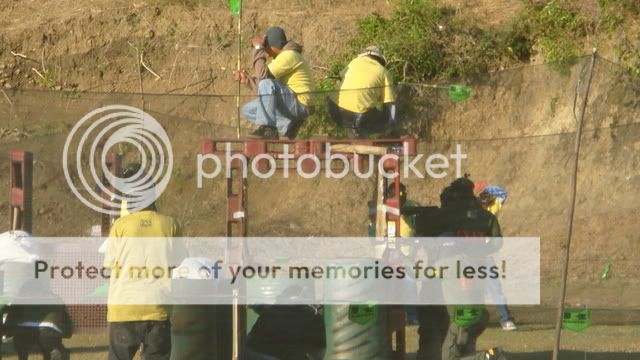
[[170, 279, 231, 360], [323, 258, 389, 360]]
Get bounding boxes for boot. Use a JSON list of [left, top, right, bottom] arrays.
[[248, 126, 278, 139]]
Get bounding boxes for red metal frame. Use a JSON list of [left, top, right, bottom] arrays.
[[200, 137, 417, 360], [9, 151, 33, 233]]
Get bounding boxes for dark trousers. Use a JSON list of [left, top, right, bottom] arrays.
[[12, 327, 69, 360], [109, 321, 171, 360], [327, 99, 386, 138], [416, 305, 450, 360], [442, 308, 490, 360]]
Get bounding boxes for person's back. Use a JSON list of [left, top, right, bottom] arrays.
[[338, 56, 394, 114], [268, 42, 314, 107], [105, 210, 185, 321], [104, 208, 187, 360], [415, 177, 507, 360], [328, 46, 396, 138]]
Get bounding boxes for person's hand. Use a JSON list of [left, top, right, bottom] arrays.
[[251, 36, 266, 49], [234, 70, 249, 84]]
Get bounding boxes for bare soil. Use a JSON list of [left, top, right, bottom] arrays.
[[0, 0, 638, 328]]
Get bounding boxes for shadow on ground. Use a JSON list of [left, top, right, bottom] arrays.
[[407, 352, 640, 360], [508, 352, 640, 360]]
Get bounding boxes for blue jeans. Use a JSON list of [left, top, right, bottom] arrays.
[[242, 79, 308, 136], [486, 257, 512, 322]]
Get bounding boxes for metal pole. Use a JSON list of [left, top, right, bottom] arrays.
[[235, 0, 243, 139], [233, 4, 243, 355], [552, 49, 597, 360]]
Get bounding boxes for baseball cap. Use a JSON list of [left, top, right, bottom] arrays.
[[265, 26, 288, 49], [358, 45, 387, 65]]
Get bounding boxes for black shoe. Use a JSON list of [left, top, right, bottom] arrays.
[[248, 126, 278, 139], [283, 117, 306, 140]]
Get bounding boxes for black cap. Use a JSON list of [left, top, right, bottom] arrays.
[[265, 26, 287, 49]]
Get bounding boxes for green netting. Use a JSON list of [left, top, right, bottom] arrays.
[[0, 57, 638, 357]]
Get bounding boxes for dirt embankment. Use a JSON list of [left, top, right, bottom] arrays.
[[0, 0, 638, 310]]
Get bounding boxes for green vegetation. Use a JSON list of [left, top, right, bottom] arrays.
[[327, 0, 505, 82], [509, 0, 587, 72], [297, 0, 640, 137], [598, 0, 640, 30], [600, 0, 640, 78]]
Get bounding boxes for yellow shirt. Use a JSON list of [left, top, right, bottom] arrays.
[[104, 210, 187, 322], [399, 215, 415, 237], [337, 56, 396, 114], [268, 50, 314, 106], [487, 199, 503, 216]]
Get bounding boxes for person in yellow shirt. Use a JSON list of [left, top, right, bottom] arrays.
[[103, 173, 188, 360], [328, 46, 397, 138], [236, 26, 314, 139]]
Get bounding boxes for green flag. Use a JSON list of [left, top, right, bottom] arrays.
[[228, 0, 241, 15]]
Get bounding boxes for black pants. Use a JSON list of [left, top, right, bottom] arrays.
[[442, 308, 490, 360], [416, 305, 450, 360], [108, 321, 171, 360], [12, 327, 69, 360], [327, 99, 386, 138]]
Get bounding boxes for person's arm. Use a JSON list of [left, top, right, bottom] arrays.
[[103, 224, 118, 269], [252, 47, 272, 81], [383, 69, 397, 123], [170, 221, 189, 266], [490, 217, 502, 238], [250, 36, 273, 89], [235, 37, 273, 92], [383, 102, 396, 124], [487, 215, 503, 253]]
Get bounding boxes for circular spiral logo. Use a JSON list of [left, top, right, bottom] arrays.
[[63, 105, 173, 216]]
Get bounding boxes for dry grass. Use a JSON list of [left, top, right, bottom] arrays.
[[2, 324, 639, 359]]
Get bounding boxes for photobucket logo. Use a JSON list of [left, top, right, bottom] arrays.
[[197, 143, 466, 186], [63, 105, 173, 215]]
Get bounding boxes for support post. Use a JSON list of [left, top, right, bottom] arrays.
[[552, 50, 597, 360], [101, 153, 122, 236], [9, 151, 33, 233], [227, 158, 247, 360]]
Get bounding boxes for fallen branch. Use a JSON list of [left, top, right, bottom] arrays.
[[41, 48, 47, 74], [0, 88, 13, 106], [140, 53, 161, 80], [10, 51, 27, 59], [31, 68, 46, 81]]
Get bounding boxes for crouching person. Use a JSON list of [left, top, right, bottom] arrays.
[[4, 280, 73, 360], [236, 26, 314, 139], [327, 46, 396, 138]]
